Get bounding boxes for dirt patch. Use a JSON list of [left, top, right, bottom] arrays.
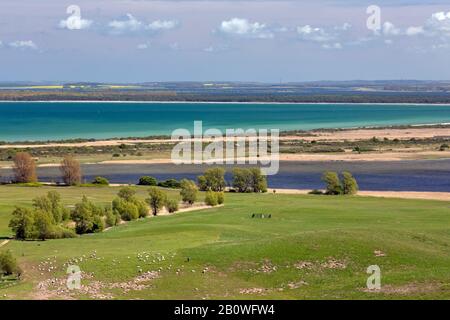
[[34, 270, 161, 300], [239, 288, 267, 295], [363, 282, 441, 295]]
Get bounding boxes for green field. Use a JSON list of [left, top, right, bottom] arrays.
[[0, 185, 449, 299]]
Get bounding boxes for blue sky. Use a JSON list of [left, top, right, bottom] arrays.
[[0, 0, 449, 82]]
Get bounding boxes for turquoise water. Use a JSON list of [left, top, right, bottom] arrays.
[[1, 102, 450, 141]]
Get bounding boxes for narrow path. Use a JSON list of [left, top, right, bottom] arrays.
[[0, 240, 10, 248]]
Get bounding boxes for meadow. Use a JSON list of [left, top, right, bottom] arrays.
[[0, 185, 449, 299]]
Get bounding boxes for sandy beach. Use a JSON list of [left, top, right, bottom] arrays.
[[268, 189, 450, 201], [1, 127, 449, 149]]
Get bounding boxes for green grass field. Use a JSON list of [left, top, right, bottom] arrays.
[[0, 185, 449, 300]]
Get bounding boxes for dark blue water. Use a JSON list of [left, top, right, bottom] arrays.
[[2, 160, 448, 192], [1, 102, 450, 141]]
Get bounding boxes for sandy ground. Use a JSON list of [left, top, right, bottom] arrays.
[[1, 127, 449, 149], [0, 240, 10, 247], [268, 189, 450, 201]]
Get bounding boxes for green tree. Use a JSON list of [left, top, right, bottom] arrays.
[[205, 191, 219, 206], [197, 167, 226, 191], [33, 210, 54, 240], [232, 168, 252, 193], [71, 196, 96, 234], [322, 171, 342, 195], [92, 176, 109, 185], [165, 199, 179, 213], [117, 187, 137, 202], [8, 207, 35, 240], [180, 179, 198, 205], [217, 192, 225, 205], [0, 250, 21, 276], [249, 168, 267, 193], [341, 171, 359, 195], [147, 187, 167, 216], [138, 176, 158, 186]]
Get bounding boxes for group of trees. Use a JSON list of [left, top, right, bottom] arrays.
[[197, 167, 267, 193], [138, 176, 180, 189], [320, 171, 359, 195], [9, 152, 81, 185], [9, 191, 76, 240], [231, 168, 268, 193], [0, 250, 21, 278], [113, 187, 148, 220]]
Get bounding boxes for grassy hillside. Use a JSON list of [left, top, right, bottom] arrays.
[[0, 185, 449, 299]]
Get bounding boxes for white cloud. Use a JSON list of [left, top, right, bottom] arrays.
[[59, 16, 92, 30], [147, 20, 178, 31], [137, 42, 151, 50], [322, 42, 342, 50], [219, 18, 274, 39], [406, 26, 424, 36], [108, 14, 178, 34], [426, 11, 450, 36], [297, 25, 334, 42], [382, 22, 401, 36], [9, 40, 37, 50]]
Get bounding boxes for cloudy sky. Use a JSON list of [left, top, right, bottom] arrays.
[[0, 0, 449, 82]]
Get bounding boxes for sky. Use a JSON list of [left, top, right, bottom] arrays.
[[0, 0, 449, 82]]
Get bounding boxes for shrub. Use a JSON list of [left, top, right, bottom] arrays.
[[33, 210, 55, 240], [232, 167, 267, 193], [165, 199, 179, 213], [439, 144, 449, 151], [0, 250, 21, 276], [322, 171, 342, 195], [308, 189, 324, 195], [197, 167, 226, 191], [71, 196, 104, 234], [341, 171, 359, 195], [158, 179, 181, 189], [13, 152, 37, 183], [138, 176, 158, 186], [9, 207, 35, 240], [112, 197, 139, 221], [205, 191, 218, 206], [60, 155, 82, 186], [105, 209, 117, 227], [117, 187, 136, 202], [91, 176, 109, 185], [147, 187, 167, 216], [216, 192, 225, 205], [180, 179, 198, 205]]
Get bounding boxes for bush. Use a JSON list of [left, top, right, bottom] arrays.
[[197, 167, 226, 191], [60, 155, 82, 186], [91, 176, 109, 185], [216, 192, 225, 205], [158, 179, 181, 189], [113, 197, 139, 221], [138, 176, 158, 186], [9, 207, 35, 240], [232, 168, 267, 193], [71, 196, 105, 234], [439, 144, 449, 151], [322, 171, 342, 195], [13, 152, 37, 183], [342, 171, 359, 195], [147, 187, 167, 216], [205, 191, 218, 206], [117, 187, 136, 201], [308, 189, 324, 195], [0, 250, 21, 276], [105, 209, 118, 227], [180, 179, 198, 205], [165, 199, 179, 213]]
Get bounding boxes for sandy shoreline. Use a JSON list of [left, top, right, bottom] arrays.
[[1, 127, 449, 150], [268, 189, 449, 201]]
